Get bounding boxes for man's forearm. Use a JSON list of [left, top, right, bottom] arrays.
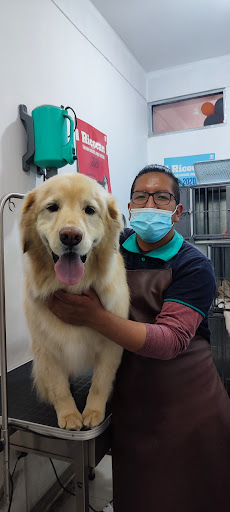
[[88, 308, 147, 352]]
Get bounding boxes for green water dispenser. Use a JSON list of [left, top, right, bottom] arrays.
[[20, 104, 77, 178]]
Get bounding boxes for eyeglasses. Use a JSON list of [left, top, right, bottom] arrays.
[[131, 190, 177, 206]]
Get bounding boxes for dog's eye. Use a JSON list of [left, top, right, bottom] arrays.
[[85, 206, 96, 215], [47, 203, 59, 212]]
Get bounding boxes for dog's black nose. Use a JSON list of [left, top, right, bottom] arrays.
[[59, 227, 83, 246]]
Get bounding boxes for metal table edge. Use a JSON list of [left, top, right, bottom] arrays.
[[0, 413, 112, 441]]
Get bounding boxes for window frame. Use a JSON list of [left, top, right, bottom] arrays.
[[148, 88, 226, 137]]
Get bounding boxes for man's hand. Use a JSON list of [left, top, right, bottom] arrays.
[[46, 289, 103, 327]]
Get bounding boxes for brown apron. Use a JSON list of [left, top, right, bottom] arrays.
[[112, 269, 230, 512]]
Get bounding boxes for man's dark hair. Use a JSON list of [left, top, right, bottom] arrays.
[[130, 164, 181, 204]]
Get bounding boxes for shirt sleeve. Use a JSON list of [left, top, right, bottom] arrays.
[[164, 247, 216, 317], [136, 301, 203, 360]]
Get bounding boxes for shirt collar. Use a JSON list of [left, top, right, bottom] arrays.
[[122, 230, 184, 262]]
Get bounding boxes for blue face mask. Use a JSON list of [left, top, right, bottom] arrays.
[[130, 207, 177, 243]]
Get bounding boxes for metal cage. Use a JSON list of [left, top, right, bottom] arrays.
[[176, 185, 230, 395], [208, 245, 230, 394], [192, 183, 230, 239]]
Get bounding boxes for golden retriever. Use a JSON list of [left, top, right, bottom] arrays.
[[20, 173, 129, 430]]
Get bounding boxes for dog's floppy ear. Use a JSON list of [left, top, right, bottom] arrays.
[[20, 190, 37, 253], [106, 195, 123, 254], [107, 195, 123, 230]]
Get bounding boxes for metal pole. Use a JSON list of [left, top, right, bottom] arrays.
[[0, 193, 24, 506], [74, 441, 89, 512]]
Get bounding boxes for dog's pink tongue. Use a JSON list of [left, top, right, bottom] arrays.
[[54, 253, 84, 285]]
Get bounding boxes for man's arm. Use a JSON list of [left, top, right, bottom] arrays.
[[47, 289, 202, 358], [47, 289, 147, 352]]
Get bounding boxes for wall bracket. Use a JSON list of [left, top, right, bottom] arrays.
[[19, 104, 35, 172]]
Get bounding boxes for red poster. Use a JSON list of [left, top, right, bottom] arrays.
[[76, 119, 111, 192]]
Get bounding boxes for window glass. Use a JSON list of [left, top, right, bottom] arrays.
[[151, 92, 224, 135]]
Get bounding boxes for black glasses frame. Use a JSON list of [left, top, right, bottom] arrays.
[[131, 190, 177, 206]]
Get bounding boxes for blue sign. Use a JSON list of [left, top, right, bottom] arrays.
[[164, 153, 215, 186]]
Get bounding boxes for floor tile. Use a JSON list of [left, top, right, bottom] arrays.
[[89, 455, 112, 501], [52, 495, 109, 512]]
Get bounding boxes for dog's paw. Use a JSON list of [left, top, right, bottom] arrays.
[[58, 411, 83, 430], [82, 408, 105, 428]]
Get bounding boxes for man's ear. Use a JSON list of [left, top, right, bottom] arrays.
[[20, 189, 37, 253], [174, 203, 183, 223]]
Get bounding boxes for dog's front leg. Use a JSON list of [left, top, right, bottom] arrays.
[[33, 355, 83, 430], [82, 343, 123, 428]]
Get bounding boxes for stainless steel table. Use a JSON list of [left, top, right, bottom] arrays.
[[0, 361, 112, 511]]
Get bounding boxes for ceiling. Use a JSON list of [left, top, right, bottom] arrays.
[[90, 0, 230, 72]]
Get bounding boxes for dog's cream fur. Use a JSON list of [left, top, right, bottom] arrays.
[[20, 173, 129, 430]]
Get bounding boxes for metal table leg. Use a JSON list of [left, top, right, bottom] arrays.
[[74, 440, 89, 512], [0, 193, 24, 508]]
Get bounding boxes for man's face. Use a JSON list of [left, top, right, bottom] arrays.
[[128, 172, 183, 223]]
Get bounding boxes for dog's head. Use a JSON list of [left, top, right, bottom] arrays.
[[20, 173, 123, 287]]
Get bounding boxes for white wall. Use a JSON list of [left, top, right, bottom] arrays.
[[0, 1, 147, 510], [147, 54, 230, 164], [0, 0, 147, 372]]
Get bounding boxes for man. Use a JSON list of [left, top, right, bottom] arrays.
[[48, 165, 230, 512]]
